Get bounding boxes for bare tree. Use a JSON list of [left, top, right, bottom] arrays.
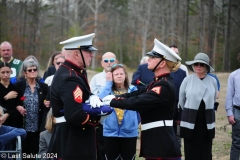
[[1, 0, 240, 71], [175, 0, 180, 46], [84, 0, 105, 69], [207, 0, 215, 65], [0, 0, 8, 42], [223, 0, 232, 71], [184, 0, 190, 61], [141, 0, 152, 58], [28, 0, 42, 55], [170, 0, 174, 45], [213, 14, 220, 69], [199, 0, 205, 52]]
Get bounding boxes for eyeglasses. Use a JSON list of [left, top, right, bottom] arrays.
[[56, 62, 64, 65], [1, 71, 11, 74], [26, 69, 38, 72], [111, 64, 123, 68], [193, 63, 205, 67], [103, 58, 115, 63]]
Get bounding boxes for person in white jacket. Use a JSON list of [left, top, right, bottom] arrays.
[[179, 53, 217, 160]]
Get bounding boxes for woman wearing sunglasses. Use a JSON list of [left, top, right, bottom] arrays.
[[0, 62, 24, 128], [44, 56, 65, 86], [98, 64, 140, 160], [44, 56, 65, 108], [10, 55, 45, 84], [14, 57, 49, 160], [101, 39, 182, 160], [178, 53, 217, 160]]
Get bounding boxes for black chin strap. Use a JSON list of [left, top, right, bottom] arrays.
[[152, 58, 164, 72], [79, 49, 86, 68]]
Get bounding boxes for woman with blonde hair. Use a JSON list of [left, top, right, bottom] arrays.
[[43, 51, 61, 79], [38, 108, 54, 160]]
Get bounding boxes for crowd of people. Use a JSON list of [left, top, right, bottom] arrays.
[[0, 33, 239, 160]]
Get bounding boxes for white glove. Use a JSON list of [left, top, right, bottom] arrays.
[[102, 95, 115, 102], [102, 95, 115, 106], [85, 95, 102, 108], [102, 100, 111, 106]]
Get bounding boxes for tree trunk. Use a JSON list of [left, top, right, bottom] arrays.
[[91, 0, 99, 69], [23, 0, 27, 54], [170, 0, 174, 45], [84, 0, 105, 69], [199, 0, 205, 52], [207, 0, 214, 66], [184, 0, 190, 61], [141, 0, 151, 58], [0, 0, 7, 42], [213, 15, 220, 69], [29, 0, 41, 55], [181, 0, 185, 57], [224, 0, 232, 71], [66, 0, 69, 32], [175, 0, 179, 46]]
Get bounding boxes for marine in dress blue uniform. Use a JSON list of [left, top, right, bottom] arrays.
[[102, 39, 182, 160], [48, 33, 103, 160]]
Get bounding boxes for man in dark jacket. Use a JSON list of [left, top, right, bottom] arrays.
[[169, 45, 187, 148], [131, 60, 155, 90]]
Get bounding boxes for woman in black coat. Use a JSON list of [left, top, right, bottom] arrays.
[[0, 62, 23, 128], [15, 57, 49, 160]]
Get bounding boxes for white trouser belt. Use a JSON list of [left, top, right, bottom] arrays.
[[141, 120, 173, 131], [54, 116, 66, 123]]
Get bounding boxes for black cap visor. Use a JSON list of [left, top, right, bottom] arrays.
[[65, 45, 98, 51], [81, 45, 97, 51], [146, 51, 164, 58]]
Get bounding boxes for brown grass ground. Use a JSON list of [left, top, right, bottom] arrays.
[[87, 71, 232, 160]]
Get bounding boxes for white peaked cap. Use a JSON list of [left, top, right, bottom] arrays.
[[60, 33, 97, 51], [147, 38, 181, 62]]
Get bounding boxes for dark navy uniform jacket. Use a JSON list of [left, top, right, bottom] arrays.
[[131, 63, 155, 90], [170, 68, 187, 128], [111, 73, 181, 159], [48, 60, 100, 160]]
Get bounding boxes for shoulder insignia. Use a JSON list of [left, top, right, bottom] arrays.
[[73, 85, 83, 103], [151, 86, 161, 94]]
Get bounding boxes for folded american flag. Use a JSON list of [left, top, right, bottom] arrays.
[[60, 103, 113, 116]]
